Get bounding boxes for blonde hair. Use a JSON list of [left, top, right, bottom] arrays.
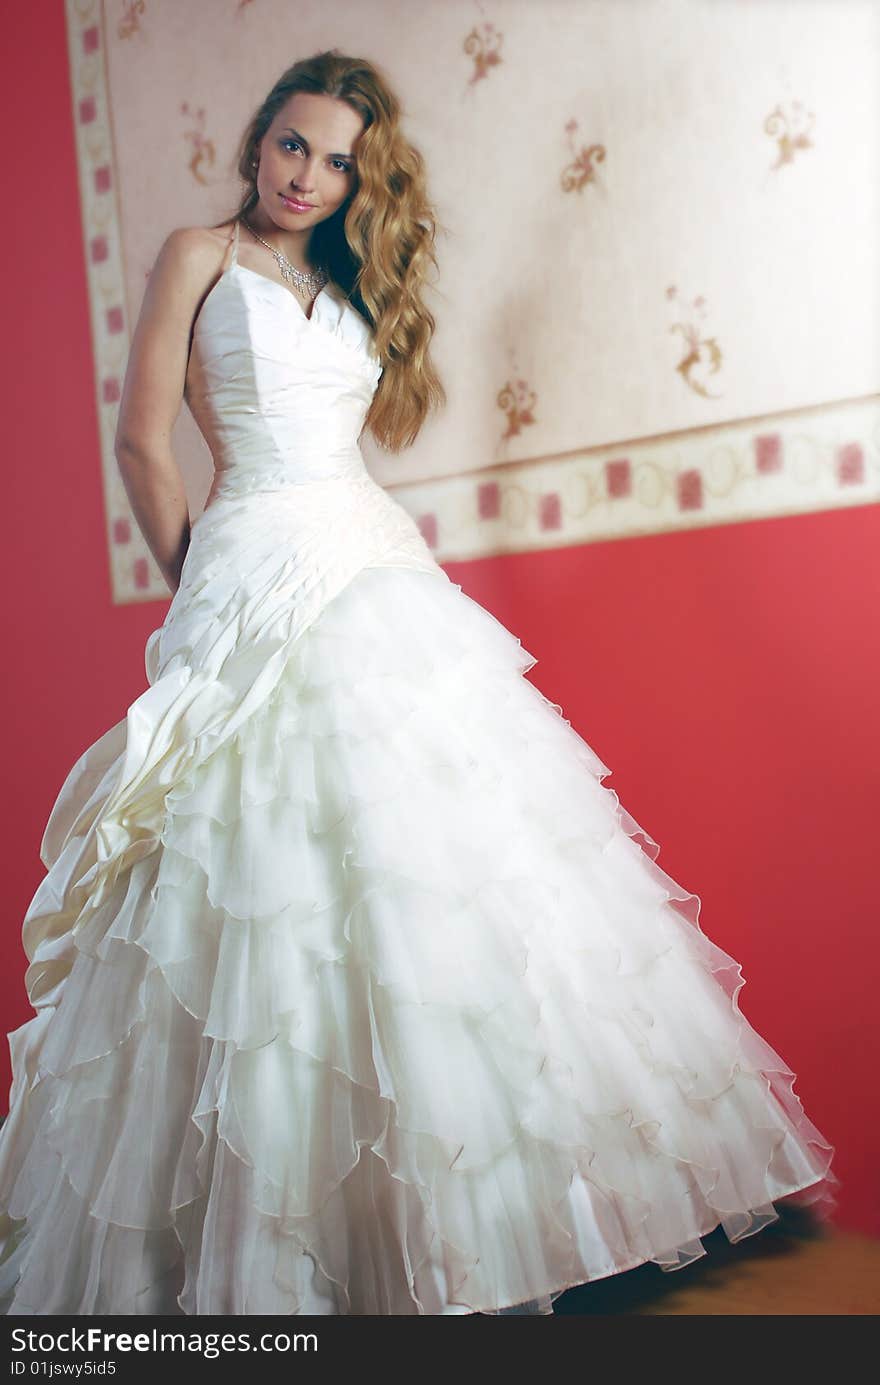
[[221, 49, 447, 454]]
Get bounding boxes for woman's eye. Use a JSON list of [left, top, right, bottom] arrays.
[[281, 140, 350, 172]]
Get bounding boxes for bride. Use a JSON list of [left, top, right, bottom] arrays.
[[0, 47, 837, 1316]]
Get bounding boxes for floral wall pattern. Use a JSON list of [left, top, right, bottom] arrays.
[[66, 0, 880, 602]]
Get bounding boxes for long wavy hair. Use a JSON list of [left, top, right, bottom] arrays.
[[217, 50, 447, 454]]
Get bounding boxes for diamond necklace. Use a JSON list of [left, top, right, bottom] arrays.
[[241, 218, 328, 299]]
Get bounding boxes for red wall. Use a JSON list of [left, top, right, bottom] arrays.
[[2, 3, 876, 1238]]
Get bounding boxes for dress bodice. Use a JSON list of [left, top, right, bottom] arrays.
[[185, 219, 383, 501], [153, 216, 444, 685]]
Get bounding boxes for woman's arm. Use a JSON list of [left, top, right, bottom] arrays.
[[114, 227, 219, 594]]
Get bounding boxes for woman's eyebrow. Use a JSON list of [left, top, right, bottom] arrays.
[[281, 127, 354, 159]]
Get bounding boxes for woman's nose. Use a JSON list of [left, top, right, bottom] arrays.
[[293, 157, 319, 190]]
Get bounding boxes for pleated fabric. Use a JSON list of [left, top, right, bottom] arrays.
[[0, 562, 836, 1314]]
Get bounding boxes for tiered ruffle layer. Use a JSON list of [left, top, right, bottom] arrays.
[[0, 563, 837, 1314]]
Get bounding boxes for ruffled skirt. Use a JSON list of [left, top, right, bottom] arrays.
[[0, 557, 837, 1314]]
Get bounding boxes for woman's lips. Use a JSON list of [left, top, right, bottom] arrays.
[[280, 194, 315, 211]]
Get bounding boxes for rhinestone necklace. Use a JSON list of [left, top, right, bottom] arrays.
[[241, 218, 329, 300]]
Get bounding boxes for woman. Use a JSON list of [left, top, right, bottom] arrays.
[[0, 48, 836, 1316]]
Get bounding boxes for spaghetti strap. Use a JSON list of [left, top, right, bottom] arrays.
[[230, 217, 240, 267], [219, 218, 239, 275]]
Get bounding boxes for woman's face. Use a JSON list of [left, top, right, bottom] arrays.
[[254, 91, 364, 231]]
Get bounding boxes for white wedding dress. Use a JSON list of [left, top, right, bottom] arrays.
[[0, 219, 837, 1315]]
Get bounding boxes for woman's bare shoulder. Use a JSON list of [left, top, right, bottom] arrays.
[[148, 221, 237, 301], [160, 220, 236, 262]]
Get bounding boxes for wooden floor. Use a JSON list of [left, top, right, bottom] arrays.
[[551, 1205, 879, 1315]]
